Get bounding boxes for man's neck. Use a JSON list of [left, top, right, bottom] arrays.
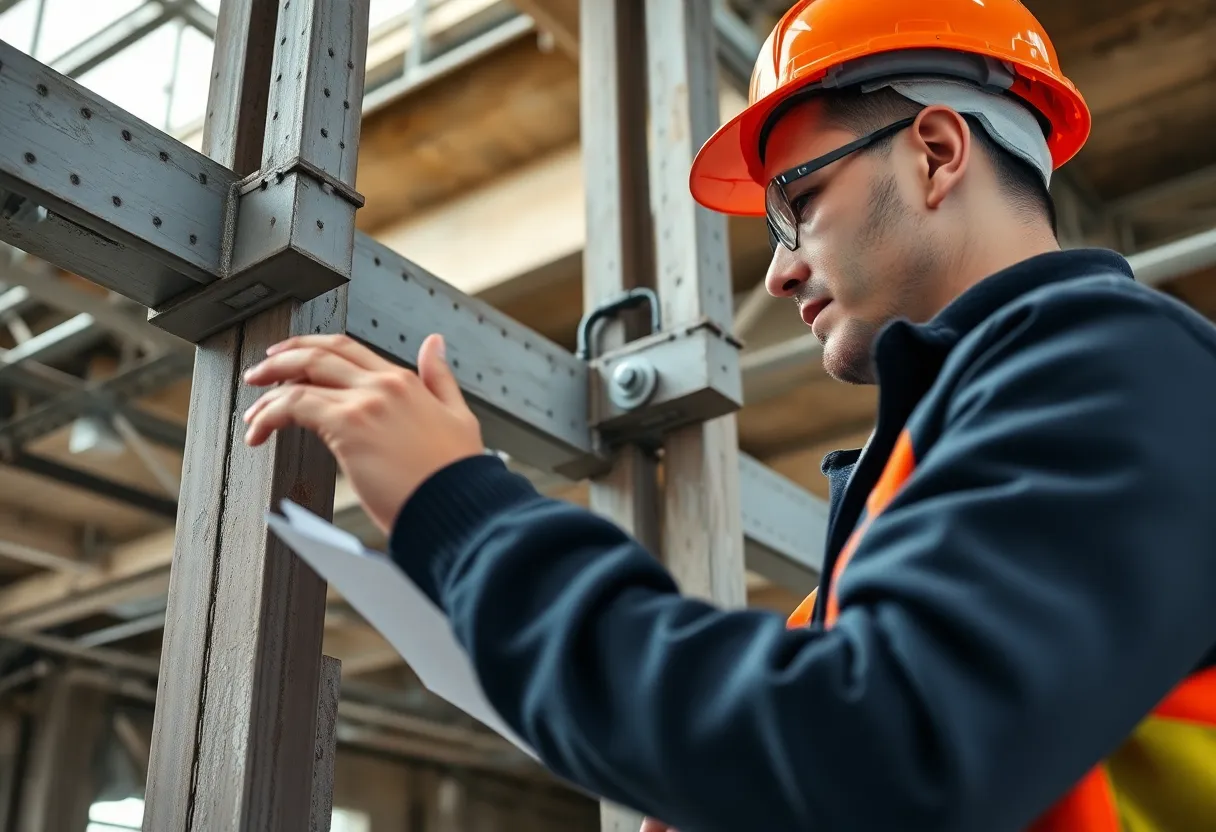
[[934, 219, 1061, 315]]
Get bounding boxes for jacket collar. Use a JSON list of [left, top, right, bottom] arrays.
[[915, 247, 1134, 346], [819, 248, 1135, 505]]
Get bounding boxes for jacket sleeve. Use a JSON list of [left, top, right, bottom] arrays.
[[389, 288, 1216, 832]]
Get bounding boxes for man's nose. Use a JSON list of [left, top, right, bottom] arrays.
[[765, 247, 809, 298]]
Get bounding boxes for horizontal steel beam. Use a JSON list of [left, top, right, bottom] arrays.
[[347, 235, 596, 476], [0, 38, 236, 303], [347, 237, 747, 478], [4, 450, 178, 518], [0, 445, 826, 629], [0, 351, 191, 451], [0, 248, 187, 352], [0, 313, 106, 374], [738, 453, 824, 594], [1130, 226, 1216, 287]]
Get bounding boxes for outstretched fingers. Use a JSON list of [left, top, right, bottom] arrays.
[[243, 384, 347, 446], [265, 333, 396, 371], [244, 344, 386, 390]]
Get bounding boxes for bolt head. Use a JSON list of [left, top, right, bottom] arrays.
[[613, 363, 639, 389]]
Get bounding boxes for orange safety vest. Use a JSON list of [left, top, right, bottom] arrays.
[[788, 430, 1216, 831]]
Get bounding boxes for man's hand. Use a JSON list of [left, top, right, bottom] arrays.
[[242, 332, 483, 533], [640, 818, 674, 832]]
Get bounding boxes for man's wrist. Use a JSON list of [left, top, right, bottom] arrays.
[[388, 453, 539, 606]]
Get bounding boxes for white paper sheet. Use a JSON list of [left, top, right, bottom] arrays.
[[265, 499, 538, 760]]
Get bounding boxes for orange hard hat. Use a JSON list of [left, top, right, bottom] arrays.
[[689, 0, 1091, 217]]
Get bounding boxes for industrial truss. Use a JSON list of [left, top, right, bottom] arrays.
[[0, 0, 826, 828]]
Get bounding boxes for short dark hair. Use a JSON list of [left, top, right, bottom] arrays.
[[817, 86, 1055, 226]]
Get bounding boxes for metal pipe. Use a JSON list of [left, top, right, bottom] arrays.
[[163, 17, 188, 131], [1128, 227, 1216, 287], [28, 0, 47, 59], [74, 611, 167, 649], [0, 626, 160, 676], [110, 413, 182, 498]]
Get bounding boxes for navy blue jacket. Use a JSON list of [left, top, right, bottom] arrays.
[[390, 249, 1216, 831]]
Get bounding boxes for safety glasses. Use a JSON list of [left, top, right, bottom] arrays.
[[766, 116, 918, 253]]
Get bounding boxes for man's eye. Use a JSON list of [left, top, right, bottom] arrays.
[[792, 190, 818, 217]]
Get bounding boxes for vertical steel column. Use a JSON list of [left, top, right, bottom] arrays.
[[644, 0, 734, 336], [653, 0, 749, 574], [645, 0, 747, 610], [143, 1, 369, 830], [309, 656, 342, 832], [579, 1, 660, 829]]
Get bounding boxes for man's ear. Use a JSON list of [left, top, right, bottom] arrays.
[[909, 106, 971, 210]]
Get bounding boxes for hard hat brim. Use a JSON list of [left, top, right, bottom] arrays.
[[688, 86, 788, 218], [690, 55, 1091, 218]]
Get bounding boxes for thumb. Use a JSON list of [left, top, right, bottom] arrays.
[[418, 333, 464, 407], [639, 819, 674, 832]]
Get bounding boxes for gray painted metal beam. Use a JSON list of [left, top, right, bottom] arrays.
[[0, 203, 203, 308], [0, 313, 105, 373], [0, 359, 84, 398], [712, 2, 762, 94], [0, 286, 32, 317], [146, 0, 373, 341], [178, 0, 218, 38], [6, 450, 178, 518], [738, 453, 825, 594], [0, 38, 235, 302], [0, 249, 187, 352], [1129, 226, 1216, 287], [0, 350, 190, 450], [346, 234, 595, 476]]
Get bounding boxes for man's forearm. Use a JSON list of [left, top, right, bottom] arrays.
[[389, 456, 973, 831]]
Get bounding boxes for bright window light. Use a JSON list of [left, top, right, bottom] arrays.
[[332, 807, 373, 832], [0, 0, 426, 138], [35, 0, 145, 62], [87, 798, 371, 832], [370, 0, 417, 32], [0, 0, 38, 53], [88, 797, 144, 832], [167, 23, 216, 131]]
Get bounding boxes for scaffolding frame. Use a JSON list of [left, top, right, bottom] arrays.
[[0, 0, 827, 827]]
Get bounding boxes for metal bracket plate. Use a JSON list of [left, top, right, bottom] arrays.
[[146, 157, 364, 342], [590, 319, 743, 445]]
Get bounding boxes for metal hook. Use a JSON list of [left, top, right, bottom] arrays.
[[575, 287, 661, 361]]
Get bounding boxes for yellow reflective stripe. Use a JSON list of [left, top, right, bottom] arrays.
[[1107, 715, 1216, 832]]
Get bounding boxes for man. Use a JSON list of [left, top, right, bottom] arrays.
[[242, 1, 1216, 830]]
